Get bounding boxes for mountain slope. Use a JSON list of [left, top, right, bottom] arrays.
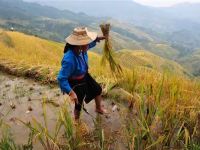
[[0, 0, 97, 42], [1, 0, 200, 77], [0, 30, 189, 77], [178, 49, 200, 76], [0, 30, 100, 67], [116, 49, 189, 76], [0, 0, 95, 23], [0, 0, 181, 60], [26, 0, 200, 54]]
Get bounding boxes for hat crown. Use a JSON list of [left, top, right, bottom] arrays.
[[73, 27, 87, 36], [65, 27, 97, 45]]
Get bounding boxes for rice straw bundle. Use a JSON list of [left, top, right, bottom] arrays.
[[100, 23, 122, 77]]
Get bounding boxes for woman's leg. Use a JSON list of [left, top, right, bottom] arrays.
[[74, 102, 82, 120], [95, 95, 102, 109], [84, 73, 107, 114], [69, 81, 86, 121], [95, 95, 107, 114]]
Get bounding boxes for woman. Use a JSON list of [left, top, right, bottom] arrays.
[[57, 27, 106, 120]]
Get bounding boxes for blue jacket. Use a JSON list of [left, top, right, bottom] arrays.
[[57, 40, 97, 94]]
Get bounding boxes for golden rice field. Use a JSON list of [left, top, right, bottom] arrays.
[[0, 30, 200, 149], [116, 49, 189, 76]]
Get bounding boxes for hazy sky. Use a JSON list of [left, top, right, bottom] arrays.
[[133, 0, 200, 7], [24, 0, 200, 7]]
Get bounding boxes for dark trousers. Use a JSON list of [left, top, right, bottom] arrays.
[[69, 73, 102, 111]]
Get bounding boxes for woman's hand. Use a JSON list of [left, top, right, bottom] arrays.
[[96, 36, 106, 42], [69, 90, 78, 104]]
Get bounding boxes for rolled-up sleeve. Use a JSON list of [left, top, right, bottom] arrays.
[[57, 57, 75, 94]]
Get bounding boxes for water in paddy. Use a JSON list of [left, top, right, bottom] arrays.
[[0, 71, 128, 149]]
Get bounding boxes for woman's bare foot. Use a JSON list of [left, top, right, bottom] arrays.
[[95, 95, 108, 114], [96, 107, 108, 114]]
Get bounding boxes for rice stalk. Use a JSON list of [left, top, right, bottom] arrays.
[[144, 135, 165, 150], [59, 102, 86, 150], [59, 103, 73, 145], [100, 23, 122, 78], [100, 129, 105, 150], [0, 127, 23, 150], [124, 118, 136, 150], [93, 115, 106, 150], [184, 127, 191, 148], [18, 99, 61, 150]]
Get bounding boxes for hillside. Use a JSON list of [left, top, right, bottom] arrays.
[[1, 0, 200, 76], [0, 30, 189, 78], [0, 1, 200, 149], [116, 49, 189, 76], [0, 30, 200, 149], [0, 30, 102, 68], [3, 0, 200, 78], [178, 49, 200, 76], [0, 0, 186, 58], [0, 30, 103, 82], [33, 0, 200, 58], [0, 0, 97, 42]]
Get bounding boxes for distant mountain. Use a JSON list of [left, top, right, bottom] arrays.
[[24, 0, 200, 31], [0, 0, 94, 23], [0, 0, 99, 42], [0, 0, 177, 56], [22, 0, 200, 55], [23, 0, 171, 31], [24, 0, 152, 18]]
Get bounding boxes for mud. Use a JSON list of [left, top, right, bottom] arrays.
[[0, 71, 127, 149]]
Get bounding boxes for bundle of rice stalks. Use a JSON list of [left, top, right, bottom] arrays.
[[100, 23, 122, 77]]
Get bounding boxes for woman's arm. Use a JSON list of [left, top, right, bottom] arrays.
[[57, 56, 75, 94], [96, 36, 106, 42], [88, 36, 106, 50]]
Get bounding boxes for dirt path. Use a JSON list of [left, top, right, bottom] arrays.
[[0, 71, 127, 149]]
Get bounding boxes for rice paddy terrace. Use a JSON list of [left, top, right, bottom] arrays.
[[0, 30, 200, 149], [0, 30, 189, 81], [0, 71, 126, 149]]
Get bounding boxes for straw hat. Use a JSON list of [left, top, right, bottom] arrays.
[[65, 27, 97, 46]]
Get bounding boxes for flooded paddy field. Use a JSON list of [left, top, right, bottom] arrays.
[[0, 71, 128, 149]]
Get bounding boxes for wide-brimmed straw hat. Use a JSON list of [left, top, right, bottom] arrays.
[[65, 27, 97, 46]]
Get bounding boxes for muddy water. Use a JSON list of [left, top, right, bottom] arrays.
[[0, 71, 126, 149]]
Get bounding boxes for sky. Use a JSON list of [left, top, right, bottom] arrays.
[[133, 0, 200, 7], [24, 0, 200, 7]]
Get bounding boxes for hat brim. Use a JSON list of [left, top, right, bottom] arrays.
[[65, 32, 97, 46]]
